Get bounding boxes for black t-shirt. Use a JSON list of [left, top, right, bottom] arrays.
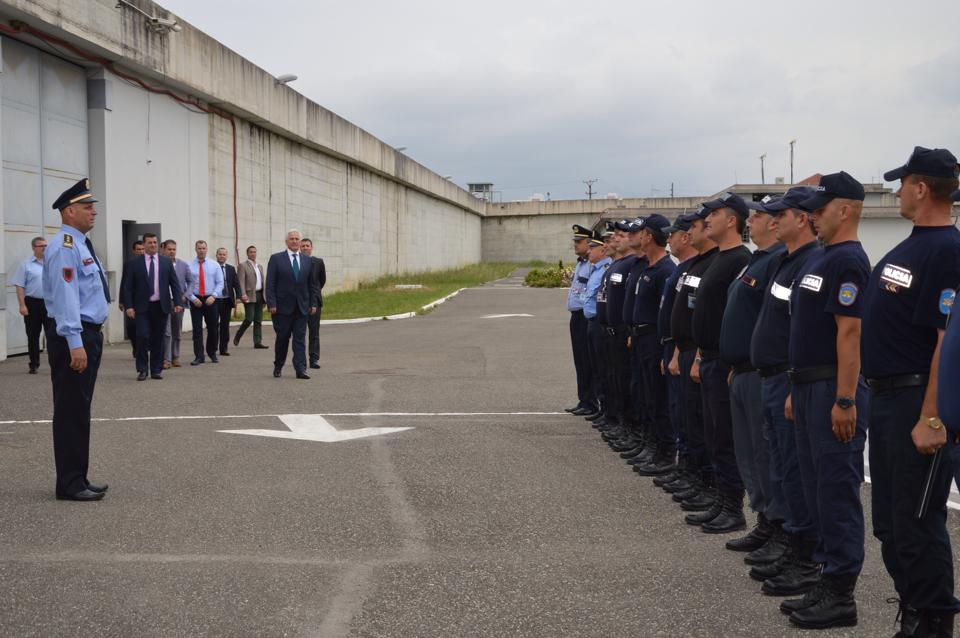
[[631, 255, 676, 326], [670, 247, 718, 350], [692, 245, 752, 352], [788, 240, 871, 368], [659, 255, 694, 341], [750, 241, 821, 368], [605, 254, 639, 326], [720, 244, 785, 365], [861, 226, 960, 377], [621, 255, 649, 325]]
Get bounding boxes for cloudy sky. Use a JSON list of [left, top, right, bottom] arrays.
[[161, 0, 960, 201]]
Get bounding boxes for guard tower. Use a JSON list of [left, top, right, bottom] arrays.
[[468, 182, 495, 202]]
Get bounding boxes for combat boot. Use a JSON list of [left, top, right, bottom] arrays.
[[725, 512, 773, 552], [788, 573, 858, 629], [662, 471, 694, 493], [779, 578, 825, 615], [920, 610, 956, 637], [744, 527, 788, 565], [701, 491, 747, 534], [685, 493, 721, 525], [891, 602, 921, 636], [749, 541, 795, 582], [634, 446, 676, 476], [680, 487, 715, 512], [654, 468, 682, 486], [762, 535, 820, 595]]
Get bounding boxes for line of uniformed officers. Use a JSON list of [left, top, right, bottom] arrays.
[[565, 146, 960, 636]]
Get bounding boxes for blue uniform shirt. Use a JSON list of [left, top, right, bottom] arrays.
[[861, 225, 960, 378], [42, 224, 109, 350], [938, 304, 960, 432], [11, 255, 44, 298], [605, 255, 640, 327], [567, 258, 592, 312], [750, 241, 821, 369], [659, 255, 693, 341], [583, 257, 611, 319], [789, 240, 870, 369], [621, 256, 649, 325], [187, 256, 224, 301], [632, 255, 676, 326], [720, 243, 786, 365]]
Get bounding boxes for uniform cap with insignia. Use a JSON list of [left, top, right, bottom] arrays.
[[798, 171, 865, 210], [52, 177, 98, 211], [699, 192, 750, 219], [572, 224, 592, 240], [883, 146, 960, 181], [752, 186, 817, 216], [664, 211, 697, 234], [614, 218, 643, 232], [641, 213, 671, 238], [588, 229, 605, 246]]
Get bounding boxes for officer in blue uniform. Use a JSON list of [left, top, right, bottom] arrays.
[[862, 147, 960, 637], [746, 187, 822, 605], [784, 172, 870, 629], [589, 225, 618, 428], [583, 230, 613, 426], [565, 224, 599, 415], [42, 178, 110, 502]]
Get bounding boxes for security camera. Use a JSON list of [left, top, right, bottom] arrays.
[[149, 16, 181, 32]]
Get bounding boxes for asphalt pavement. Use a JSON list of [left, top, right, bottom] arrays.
[[1, 271, 957, 637]]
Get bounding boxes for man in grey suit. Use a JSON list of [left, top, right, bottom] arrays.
[[266, 229, 317, 379], [300, 238, 326, 369], [234, 245, 269, 349], [162, 239, 193, 368]]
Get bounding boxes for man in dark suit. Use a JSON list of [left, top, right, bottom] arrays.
[[300, 238, 326, 369], [266, 229, 317, 379], [122, 233, 182, 380], [119, 239, 144, 357], [214, 247, 242, 356]]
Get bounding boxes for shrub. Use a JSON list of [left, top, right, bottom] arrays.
[[525, 261, 574, 288]]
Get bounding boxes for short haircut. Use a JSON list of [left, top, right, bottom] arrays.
[[909, 173, 960, 204], [734, 215, 746, 236], [216, 247, 227, 253], [246, 245, 256, 253], [195, 240, 207, 248], [143, 232, 157, 241], [31, 236, 45, 247], [286, 229, 301, 239], [645, 228, 667, 247], [164, 239, 177, 247], [300, 238, 313, 245], [132, 240, 144, 249]]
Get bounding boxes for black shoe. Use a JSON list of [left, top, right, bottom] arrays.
[[296, 371, 310, 379], [701, 492, 746, 534], [585, 412, 605, 422], [680, 489, 715, 511], [634, 455, 675, 477], [654, 470, 681, 487], [273, 367, 282, 378], [570, 406, 593, 416], [685, 497, 722, 525], [745, 529, 788, 565], [726, 513, 773, 552], [220, 351, 230, 356], [779, 580, 826, 616], [663, 477, 694, 494], [580, 410, 600, 419], [564, 404, 581, 413], [254, 344, 269, 349], [56, 489, 104, 501], [750, 536, 800, 581], [233, 334, 241, 347], [28, 366, 38, 374], [191, 357, 204, 366], [618, 446, 645, 459], [151, 373, 163, 380], [310, 362, 321, 369], [137, 371, 148, 381], [763, 560, 821, 596], [86, 482, 108, 493], [916, 610, 956, 638], [210, 355, 219, 363], [788, 574, 857, 629]]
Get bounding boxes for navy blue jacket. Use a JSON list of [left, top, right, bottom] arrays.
[[122, 253, 182, 314], [266, 251, 317, 315]]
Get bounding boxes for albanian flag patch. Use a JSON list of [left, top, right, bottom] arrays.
[[62, 267, 74, 283]]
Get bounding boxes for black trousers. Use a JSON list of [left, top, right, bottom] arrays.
[[46, 321, 102, 496], [637, 333, 671, 450], [189, 300, 219, 360], [135, 302, 168, 375], [273, 310, 307, 373], [569, 310, 595, 409], [217, 298, 233, 353], [124, 314, 137, 354], [700, 357, 743, 494], [308, 307, 322, 364], [679, 347, 707, 473], [604, 325, 633, 427], [586, 319, 607, 414], [23, 296, 47, 369], [870, 385, 960, 612]]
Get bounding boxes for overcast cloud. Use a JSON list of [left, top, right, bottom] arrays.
[[160, 0, 960, 200]]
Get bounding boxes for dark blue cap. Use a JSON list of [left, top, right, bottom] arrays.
[[604, 220, 617, 231], [884, 146, 960, 181], [699, 192, 750, 219], [642, 213, 670, 237], [589, 229, 605, 245], [754, 186, 817, 215], [52, 177, 98, 211], [798, 171, 865, 210], [572, 224, 592, 239], [614, 218, 643, 232], [664, 212, 696, 234]]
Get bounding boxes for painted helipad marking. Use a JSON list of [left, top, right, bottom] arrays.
[[480, 313, 534, 319], [219, 414, 412, 443]]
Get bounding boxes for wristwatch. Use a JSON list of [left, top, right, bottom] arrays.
[[835, 396, 855, 410], [924, 416, 944, 430]]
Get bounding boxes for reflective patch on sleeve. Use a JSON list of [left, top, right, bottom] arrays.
[[838, 282, 859, 307], [62, 268, 74, 283], [940, 289, 956, 315]]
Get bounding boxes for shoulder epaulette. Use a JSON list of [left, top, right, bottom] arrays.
[[62, 234, 74, 248]]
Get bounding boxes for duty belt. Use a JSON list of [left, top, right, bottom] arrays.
[[630, 324, 657, 337], [758, 363, 791, 379], [731, 361, 756, 375], [866, 374, 929, 392], [787, 365, 836, 385]]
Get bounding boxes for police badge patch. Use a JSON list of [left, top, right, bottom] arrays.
[[62, 268, 74, 282], [838, 282, 859, 307], [940, 289, 956, 316]]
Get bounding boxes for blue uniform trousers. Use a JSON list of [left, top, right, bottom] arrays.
[[569, 310, 595, 410], [629, 337, 647, 435], [792, 378, 867, 576], [637, 333, 671, 449], [761, 372, 815, 537], [586, 320, 608, 415], [700, 357, 743, 494], [731, 370, 778, 517], [664, 343, 685, 458], [869, 385, 960, 612], [679, 348, 708, 476]]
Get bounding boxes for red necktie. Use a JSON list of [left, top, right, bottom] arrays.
[[199, 260, 206, 297]]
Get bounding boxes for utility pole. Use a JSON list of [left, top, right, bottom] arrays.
[[583, 178, 598, 200], [789, 139, 797, 184], [670, 182, 675, 198], [759, 153, 767, 184]]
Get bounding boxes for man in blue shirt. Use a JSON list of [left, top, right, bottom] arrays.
[[582, 231, 612, 422], [186, 239, 224, 365], [42, 177, 110, 502], [566, 225, 599, 416], [862, 147, 960, 636], [12, 236, 48, 373]]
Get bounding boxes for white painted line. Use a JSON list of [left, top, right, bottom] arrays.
[[480, 314, 534, 319], [219, 414, 412, 443], [0, 412, 567, 425]]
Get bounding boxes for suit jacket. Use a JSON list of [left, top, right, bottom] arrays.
[[122, 253, 181, 314], [173, 258, 193, 305], [308, 256, 326, 308], [216, 262, 242, 303], [237, 260, 266, 300], [266, 251, 316, 315]]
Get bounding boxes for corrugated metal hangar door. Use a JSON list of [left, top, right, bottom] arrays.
[[2, 38, 89, 355]]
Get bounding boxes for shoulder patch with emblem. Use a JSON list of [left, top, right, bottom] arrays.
[[940, 289, 956, 315], [838, 282, 859, 307], [62, 234, 74, 248], [82, 257, 94, 266], [62, 268, 74, 283]]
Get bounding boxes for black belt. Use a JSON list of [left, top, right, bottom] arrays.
[[571, 309, 584, 315], [81, 321, 102, 332], [25, 296, 44, 302], [788, 365, 836, 385], [866, 374, 929, 392], [731, 362, 756, 375], [631, 324, 657, 337], [758, 363, 791, 379], [700, 350, 720, 362]]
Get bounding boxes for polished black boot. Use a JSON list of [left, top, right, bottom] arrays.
[[634, 447, 676, 476], [680, 486, 715, 512], [685, 494, 722, 525], [663, 473, 694, 493], [701, 491, 747, 534], [779, 578, 825, 615], [744, 527, 788, 566], [762, 535, 820, 595], [749, 541, 795, 582], [654, 468, 682, 486], [725, 512, 773, 552], [920, 610, 956, 638], [891, 603, 921, 636], [789, 573, 858, 629]]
